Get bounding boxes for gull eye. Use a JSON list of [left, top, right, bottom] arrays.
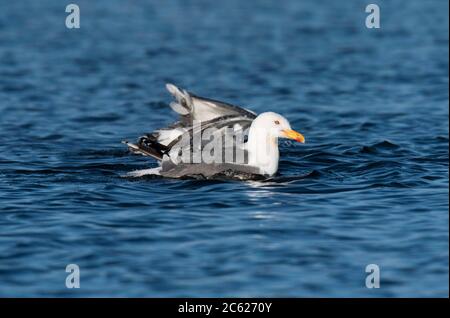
[[274, 120, 280, 125]]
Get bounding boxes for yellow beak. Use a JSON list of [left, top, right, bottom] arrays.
[[282, 129, 305, 143]]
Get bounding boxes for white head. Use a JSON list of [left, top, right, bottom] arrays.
[[250, 112, 305, 143], [247, 112, 305, 176]]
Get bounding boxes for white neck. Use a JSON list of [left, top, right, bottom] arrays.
[[247, 121, 279, 176]]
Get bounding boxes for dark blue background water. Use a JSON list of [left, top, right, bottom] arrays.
[[0, 0, 448, 297]]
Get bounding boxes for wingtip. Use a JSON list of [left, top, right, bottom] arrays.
[[122, 141, 141, 151], [165, 83, 178, 95], [170, 101, 190, 115]]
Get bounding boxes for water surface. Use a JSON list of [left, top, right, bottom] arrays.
[[0, 0, 448, 297]]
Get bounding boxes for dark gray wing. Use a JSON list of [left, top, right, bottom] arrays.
[[164, 115, 253, 151], [124, 84, 257, 163], [160, 162, 263, 180]]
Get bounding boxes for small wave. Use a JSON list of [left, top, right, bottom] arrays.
[[266, 170, 321, 183], [73, 149, 130, 158], [343, 140, 402, 156], [73, 114, 122, 123]]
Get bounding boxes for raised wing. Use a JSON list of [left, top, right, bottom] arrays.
[[124, 85, 257, 165], [166, 83, 257, 124]]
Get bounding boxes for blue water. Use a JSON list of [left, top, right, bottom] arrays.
[[0, 0, 448, 297]]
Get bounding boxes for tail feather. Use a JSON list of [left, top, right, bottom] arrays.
[[122, 136, 169, 161]]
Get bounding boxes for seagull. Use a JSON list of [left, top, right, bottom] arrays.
[[123, 84, 305, 179]]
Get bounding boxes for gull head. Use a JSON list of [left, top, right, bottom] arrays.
[[253, 112, 305, 143]]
